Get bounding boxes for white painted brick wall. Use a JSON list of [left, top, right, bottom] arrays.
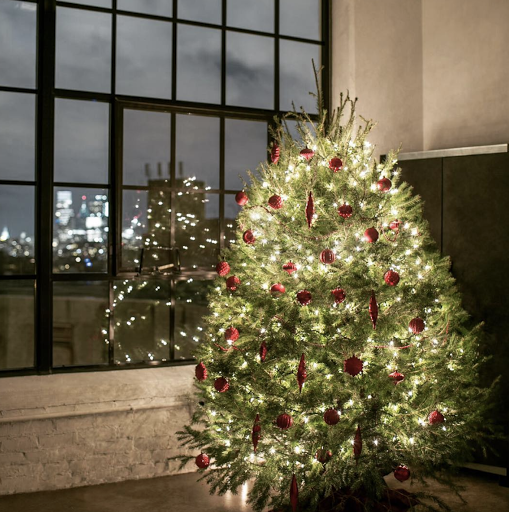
[[0, 366, 196, 495]]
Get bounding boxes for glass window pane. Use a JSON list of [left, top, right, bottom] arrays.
[[177, 25, 221, 104], [113, 278, 170, 364], [227, 0, 274, 32], [280, 40, 320, 113], [178, 0, 221, 25], [56, 7, 112, 93], [118, 0, 172, 17], [0, 0, 37, 89], [280, 0, 321, 41], [123, 109, 171, 187], [53, 281, 109, 367], [116, 16, 172, 99], [176, 114, 219, 189], [225, 119, 267, 190], [122, 189, 148, 270], [54, 99, 109, 184], [0, 185, 35, 275], [226, 32, 274, 110], [65, 0, 111, 7], [0, 280, 34, 370], [174, 278, 211, 360], [224, 194, 240, 248], [53, 187, 109, 273], [0, 91, 35, 181]]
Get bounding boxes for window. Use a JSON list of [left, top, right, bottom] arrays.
[[0, 0, 330, 375]]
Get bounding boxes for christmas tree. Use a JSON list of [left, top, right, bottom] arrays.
[[176, 84, 494, 511]]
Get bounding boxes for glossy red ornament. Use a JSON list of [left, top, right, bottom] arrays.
[[344, 355, 363, 376], [389, 219, 400, 231], [268, 194, 284, 209], [389, 371, 405, 384], [305, 191, 315, 228], [296, 290, 312, 306], [364, 227, 379, 243], [329, 157, 343, 172], [338, 203, 353, 218], [428, 410, 445, 425], [259, 340, 267, 362], [276, 413, 293, 429], [283, 261, 297, 274], [195, 361, 208, 381], [214, 377, 229, 393], [216, 261, 230, 276], [394, 465, 410, 482], [369, 291, 378, 329], [235, 191, 249, 205], [332, 288, 346, 304], [297, 353, 307, 393], [224, 326, 239, 342], [226, 275, 240, 291], [271, 143, 280, 164], [290, 474, 299, 512], [323, 408, 340, 426], [195, 453, 210, 469], [252, 414, 261, 452], [409, 317, 425, 334], [300, 148, 314, 161], [316, 449, 333, 463], [384, 269, 400, 286], [243, 229, 256, 244], [377, 177, 392, 192], [270, 283, 286, 297], [353, 425, 362, 459], [320, 249, 336, 264]]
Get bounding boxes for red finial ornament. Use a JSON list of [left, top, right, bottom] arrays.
[[344, 355, 363, 376], [243, 229, 256, 244], [353, 425, 362, 460], [296, 353, 307, 392], [283, 261, 297, 274], [252, 414, 261, 452], [389, 371, 405, 384], [195, 453, 210, 469], [338, 203, 353, 218], [409, 317, 425, 334], [235, 191, 249, 205], [290, 474, 299, 512], [268, 194, 284, 209], [369, 291, 378, 329], [329, 157, 343, 172], [384, 269, 400, 286], [323, 408, 340, 426], [195, 361, 208, 381], [214, 377, 229, 393], [276, 413, 293, 429], [216, 261, 230, 276], [226, 275, 240, 291], [305, 191, 315, 228], [271, 143, 280, 164], [224, 326, 239, 342], [259, 340, 267, 362], [300, 148, 314, 161]]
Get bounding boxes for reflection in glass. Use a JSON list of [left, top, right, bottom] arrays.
[[56, 7, 112, 93], [176, 114, 219, 189], [123, 109, 172, 187], [0, 185, 35, 275], [118, 0, 172, 17], [280, 40, 320, 113], [116, 16, 172, 99], [0, 280, 34, 370], [280, 0, 321, 41], [122, 189, 147, 270], [174, 192, 219, 269], [177, 25, 221, 104], [174, 278, 211, 360], [225, 119, 267, 190], [114, 278, 170, 363], [224, 194, 240, 248], [53, 187, 109, 273], [0, 0, 37, 89], [0, 91, 35, 181], [227, 0, 274, 32], [54, 99, 109, 184], [226, 32, 274, 110], [65, 0, 111, 7], [178, 0, 221, 25], [53, 281, 109, 366]]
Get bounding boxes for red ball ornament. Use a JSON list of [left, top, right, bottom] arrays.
[[226, 275, 240, 291], [316, 449, 333, 463], [332, 288, 346, 304], [270, 283, 286, 297], [323, 408, 340, 426], [338, 203, 353, 218], [344, 355, 363, 376], [389, 219, 400, 231], [296, 353, 307, 393], [389, 371, 405, 384], [216, 261, 230, 276], [364, 227, 379, 243], [300, 148, 314, 161], [377, 177, 392, 192], [271, 143, 280, 164], [259, 340, 267, 362], [243, 229, 256, 244], [276, 413, 293, 429], [195, 361, 208, 381], [394, 465, 410, 482], [214, 377, 229, 393], [320, 249, 336, 264], [235, 191, 249, 206], [283, 261, 297, 274], [409, 317, 425, 334], [268, 194, 284, 209], [384, 269, 400, 286], [329, 157, 343, 172], [296, 290, 312, 306], [195, 453, 210, 469], [428, 410, 445, 425], [224, 326, 239, 342]]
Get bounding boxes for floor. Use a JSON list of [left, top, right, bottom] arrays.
[[0, 471, 508, 512]]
